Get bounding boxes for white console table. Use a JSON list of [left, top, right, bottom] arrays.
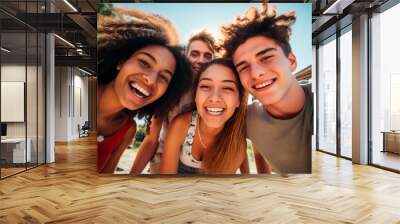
[[1, 138, 32, 163]]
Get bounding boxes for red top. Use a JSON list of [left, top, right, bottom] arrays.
[[97, 119, 134, 173]]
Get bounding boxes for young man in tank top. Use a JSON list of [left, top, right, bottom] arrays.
[[221, 3, 313, 174]]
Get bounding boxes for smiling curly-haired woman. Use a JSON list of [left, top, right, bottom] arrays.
[[97, 7, 192, 173]]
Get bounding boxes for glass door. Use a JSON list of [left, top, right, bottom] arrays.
[[317, 36, 337, 155], [370, 3, 400, 171], [1, 31, 28, 177]]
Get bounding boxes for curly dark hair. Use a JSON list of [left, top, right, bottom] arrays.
[[220, 2, 296, 59], [98, 10, 193, 125]]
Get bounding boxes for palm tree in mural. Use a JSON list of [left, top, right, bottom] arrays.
[[98, 3, 120, 18]]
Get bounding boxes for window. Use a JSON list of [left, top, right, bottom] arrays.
[[0, 1, 46, 179], [317, 36, 337, 154], [339, 28, 352, 158], [370, 3, 400, 171]]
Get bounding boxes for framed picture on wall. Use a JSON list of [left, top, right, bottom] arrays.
[[1, 81, 25, 122], [97, 2, 313, 175]]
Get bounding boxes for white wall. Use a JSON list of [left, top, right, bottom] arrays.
[[1, 65, 26, 140], [1, 63, 46, 163], [72, 73, 89, 138], [55, 66, 69, 141], [1, 65, 38, 138], [54, 67, 89, 141]]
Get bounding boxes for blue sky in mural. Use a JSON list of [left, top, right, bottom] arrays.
[[113, 3, 312, 73]]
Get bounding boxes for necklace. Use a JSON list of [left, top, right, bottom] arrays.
[[197, 120, 207, 149]]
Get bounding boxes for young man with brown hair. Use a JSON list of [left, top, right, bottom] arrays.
[[186, 30, 217, 73], [221, 3, 313, 174]]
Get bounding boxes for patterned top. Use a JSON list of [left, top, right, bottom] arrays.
[[179, 110, 202, 169], [156, 90, 194, 154]]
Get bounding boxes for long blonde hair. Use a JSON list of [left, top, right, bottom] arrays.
[[194, 59, 248, 173]]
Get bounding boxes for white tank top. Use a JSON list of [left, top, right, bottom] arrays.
[[156, 90, 194, 154], [179, 111, 202, 169]]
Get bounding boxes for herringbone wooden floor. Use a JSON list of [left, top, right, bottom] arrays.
[[1, 135, 400, 223]]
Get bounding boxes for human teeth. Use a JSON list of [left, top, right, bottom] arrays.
[[206, 107, 223, 112], [255, 80, 274, 89], [206, 107, 224, 115], [130, 82, 149, 97]]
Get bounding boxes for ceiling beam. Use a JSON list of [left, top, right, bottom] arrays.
[[67, 13, 96, 46], [55, 55, 96, 72]]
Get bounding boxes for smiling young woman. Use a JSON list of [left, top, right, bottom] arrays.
[[159, 59, 249, 174], [96, 9, 192, 173]]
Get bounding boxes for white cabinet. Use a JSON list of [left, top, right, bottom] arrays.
[[1, 138, 32, 163]]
